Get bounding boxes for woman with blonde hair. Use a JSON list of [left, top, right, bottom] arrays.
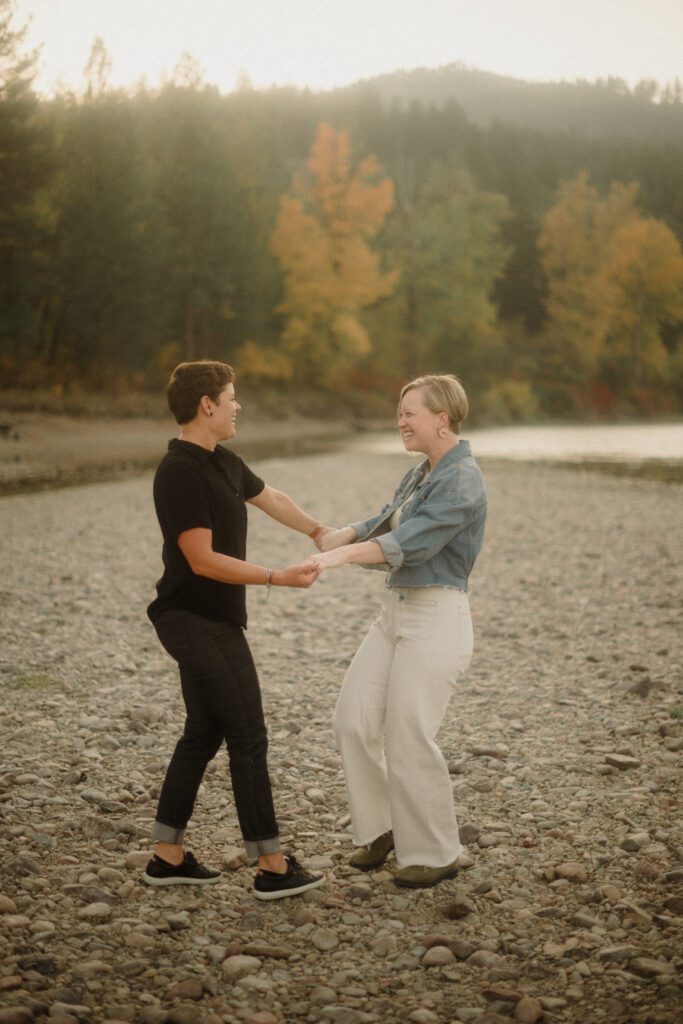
[[311, 374, 486, 888]]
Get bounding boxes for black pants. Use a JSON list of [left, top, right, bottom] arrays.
[[151, 609, 280, 862]]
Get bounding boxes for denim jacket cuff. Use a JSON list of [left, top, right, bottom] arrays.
[[349, 520, 370, 541], [375, 532, 404, 568]]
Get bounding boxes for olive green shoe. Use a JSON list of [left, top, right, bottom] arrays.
[[349, 830, 395, 871], [394, 860, 459, 889]]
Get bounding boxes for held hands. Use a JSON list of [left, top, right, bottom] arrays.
[[275, 562, 320, 589], [309, 524, 335, 551], [317, 526, 356, 552], [307, 548, 350, 572]]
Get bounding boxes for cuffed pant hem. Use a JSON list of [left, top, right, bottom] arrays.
[[152, 821, 186, 845], [245, 835, 281, 866]]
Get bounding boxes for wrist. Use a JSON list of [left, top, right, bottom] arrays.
[[308, 522, 326, 542]]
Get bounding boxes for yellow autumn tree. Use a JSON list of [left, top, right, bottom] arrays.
[[602, 216, 683, 386], [539, 172, 683, 409], [269, 123, 398, 387]]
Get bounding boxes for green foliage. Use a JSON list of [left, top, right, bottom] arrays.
[[538, 173, 683, 414], [372, 164, 510, 388], [0, 0, 53, 361], [0, 51, 682, 420], [479, 379, 540, 424]]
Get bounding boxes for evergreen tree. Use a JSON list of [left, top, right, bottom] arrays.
[[0, 0, 52, 375]]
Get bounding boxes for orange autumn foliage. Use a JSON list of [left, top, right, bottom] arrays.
[[539, 172, 683, 391], [270, 123, 398, 385]]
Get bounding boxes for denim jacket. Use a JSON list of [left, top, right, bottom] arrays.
[[349, 440, 486, 592]]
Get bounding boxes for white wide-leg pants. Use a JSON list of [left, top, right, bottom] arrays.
[[333, 586, 473, 868]]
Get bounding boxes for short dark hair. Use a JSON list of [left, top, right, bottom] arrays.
[[167, 360, 235, 424]]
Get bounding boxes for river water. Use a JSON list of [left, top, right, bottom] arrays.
[[353, 421, 683, 461], [348, 422, 683, 482]]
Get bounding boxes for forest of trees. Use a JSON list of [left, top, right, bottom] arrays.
[[2, 0, 683, 420]]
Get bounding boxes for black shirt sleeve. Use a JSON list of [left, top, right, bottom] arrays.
[[154, 459, 213, 542], [239, 456, 265, 500]]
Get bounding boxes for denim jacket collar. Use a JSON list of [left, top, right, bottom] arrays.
[[403, 439, 471, 491]]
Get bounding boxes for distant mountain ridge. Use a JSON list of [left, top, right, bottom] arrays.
[[341, 62, 683, 143]]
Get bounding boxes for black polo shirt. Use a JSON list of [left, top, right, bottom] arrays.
[[147, 439, 265, 628]]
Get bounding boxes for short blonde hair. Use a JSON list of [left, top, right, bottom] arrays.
[[399, 374, 469, 434]]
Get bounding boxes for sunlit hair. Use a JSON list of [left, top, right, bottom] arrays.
[[399, 374, 469, 434], [167, 360, 235, 425]]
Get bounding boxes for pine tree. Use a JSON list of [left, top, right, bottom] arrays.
[[0, 0, 52, 374]]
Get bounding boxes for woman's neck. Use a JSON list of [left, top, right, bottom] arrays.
[[178, 424, 217, 451], [425, 435, 460, 469]]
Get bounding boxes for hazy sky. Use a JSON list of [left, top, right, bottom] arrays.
[[15, 0, 683, 96]]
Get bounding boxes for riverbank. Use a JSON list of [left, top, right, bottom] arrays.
[[0, 411, 363, 496], [3, 413, 683, 496], [1, 451, 681, 1024]]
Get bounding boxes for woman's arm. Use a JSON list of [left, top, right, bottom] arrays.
[[179, 528, 318, 588], [317, 526, 357, 551], [310, 540, 385, 572], [247, 485, 332, 546]]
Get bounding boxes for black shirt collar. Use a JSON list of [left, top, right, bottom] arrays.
[[168, 438, 216, 463]]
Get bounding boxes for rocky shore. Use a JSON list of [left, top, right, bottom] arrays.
[[0, 413, 351, 495], [1, 447, 681, 1024]]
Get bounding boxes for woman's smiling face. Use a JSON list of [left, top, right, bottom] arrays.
[[397, 387, 444, 455]]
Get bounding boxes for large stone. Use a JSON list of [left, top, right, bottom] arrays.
[[310, 986, 337, 1005], [0, 978, 22, 993], [555, 861, 587, 883], [604, 754, 640, 770], [514, 997, 543, 1023], [77, 902, 111, 920], [443, 897, 476, 919], [596, 945, 638, 962], [0, 1010, 33, 1024], [242, 943, 291, 960], [221, 955, 261, 981], [627, 957, 674, 978], [167, 978, 204, 1001], [619, 831, 649, 852], [466, 950, 508, 969], [422, 945, 456, 967], [311, 927, 339, 951]]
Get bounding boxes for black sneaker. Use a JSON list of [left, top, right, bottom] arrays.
[[253, 855, 325, 901], [142, 851, 222, 887]]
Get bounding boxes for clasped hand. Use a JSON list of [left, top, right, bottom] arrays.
[[307, 524, 355, 573]]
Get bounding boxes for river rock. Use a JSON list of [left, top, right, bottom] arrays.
[[311, 927, 339, 951], [167, 978, 204, 1000], [514, 998, 543, 1023], [422, 946, 456, 967], [605, 754, 640, 770], [620, 831, 650, 852], [221, 955, 261, 980], [0, 1010, 33, 1024], [627, 957, 674, 978], [555, 861, 587, 883], [466, 950, 508, 969]]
